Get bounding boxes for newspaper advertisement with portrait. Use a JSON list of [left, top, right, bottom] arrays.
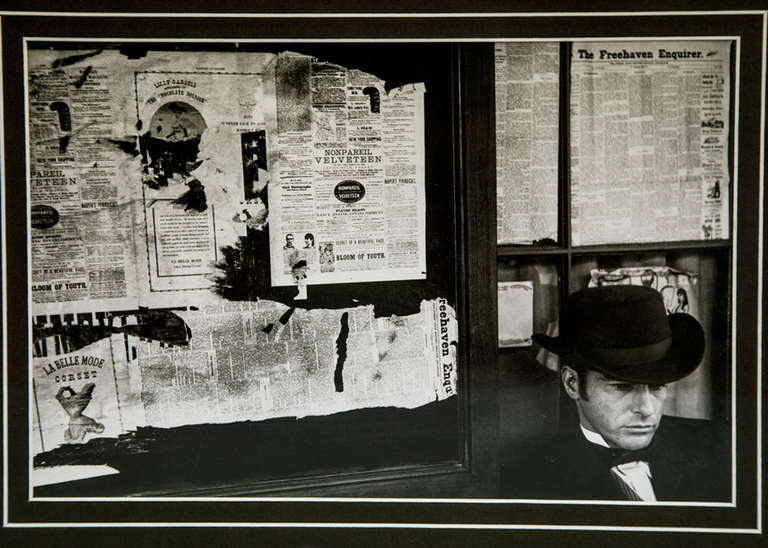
[[268, 53, 427, 287], [494, 42, 560, 245], [570, 40, 731, 246], [30, 299, 456, 456]]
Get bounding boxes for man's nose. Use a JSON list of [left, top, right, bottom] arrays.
[[631, 386, 656, 416]]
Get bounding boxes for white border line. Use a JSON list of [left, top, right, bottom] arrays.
[[29, 495, 735, 505], [0, 521, 762, 533], [0, 13, 8, 529], [22, 35, 740, 43], [21, 34, 741, 509], [0, 10, 766, 18], [2, 13, 763, 531], [731, 35, 741, 507], [23, 40, 33, 503]]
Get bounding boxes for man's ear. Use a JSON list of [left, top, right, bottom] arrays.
[[561, 365, 581, 401]]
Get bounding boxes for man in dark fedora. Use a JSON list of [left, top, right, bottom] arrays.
[[500, 285, 729, 502]]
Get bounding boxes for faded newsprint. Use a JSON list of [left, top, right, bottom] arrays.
[[570, 40, 731, 245], [269, 53, 427, 286], [494, 42, 560, 245], [28, 49, 276, 314]]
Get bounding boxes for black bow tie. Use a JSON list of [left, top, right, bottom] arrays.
[[592, 445, 653, 468]]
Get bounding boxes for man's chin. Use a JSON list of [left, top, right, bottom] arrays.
[[614, 431, 656, 451]]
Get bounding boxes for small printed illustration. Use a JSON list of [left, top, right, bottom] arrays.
[[140, 101, 207, 190], [283, 233, 300, 271], [240, 130, 268, 201], [701, 118, 724, 129], [55, 383, 105, 443], [707, 180, 721, 199], [312, 111, 337, 142], [303, 233, 315, 248], [319, 242, 335, 273]]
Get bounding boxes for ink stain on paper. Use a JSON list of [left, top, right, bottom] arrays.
[[334, 312, 349, 393], [74, 66, 93, 89], [107, 138, 140, 156], [33, 309, 191, 357]]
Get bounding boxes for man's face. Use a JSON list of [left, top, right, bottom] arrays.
[[285, 234, 294, 247], [571, 369, 667, 451]]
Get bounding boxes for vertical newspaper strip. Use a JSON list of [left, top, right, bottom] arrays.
[[570, 41, 731, 245], [128, 298, 456, 428], [494, 42, 560, 244], [269, 53, 427, 286]]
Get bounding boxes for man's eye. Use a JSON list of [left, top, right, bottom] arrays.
[[650, 384, 667, 392], [611, 384, 633, 392]]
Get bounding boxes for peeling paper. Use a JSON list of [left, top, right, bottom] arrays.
[[27, 49, 276, 314], [268, 54, 427, 287]]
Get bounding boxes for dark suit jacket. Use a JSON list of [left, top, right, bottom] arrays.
[[500, 415, 730, 501]]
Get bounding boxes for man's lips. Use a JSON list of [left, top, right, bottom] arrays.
[[624, 425, 656, 432]]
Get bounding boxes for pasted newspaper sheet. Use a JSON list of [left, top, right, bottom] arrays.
[[268, 53, 427, 286], [28, 49, 277, 314], [587, 266, 710, 419], [494, 42, 559, 245], [570, 40, 731, 245], [27, 47, 442, 485]]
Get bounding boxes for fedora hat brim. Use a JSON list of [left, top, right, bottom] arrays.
[[532, 313, 705, 385]]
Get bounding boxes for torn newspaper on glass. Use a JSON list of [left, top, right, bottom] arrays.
[[28, 49, 277, 313], [269, 53, 427, 286], [32, 298, 457, 486], [26, 46, 441, 486], [570, 40, 731, 245]]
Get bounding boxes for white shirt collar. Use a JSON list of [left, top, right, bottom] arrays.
[[580, 424, 611, 448]]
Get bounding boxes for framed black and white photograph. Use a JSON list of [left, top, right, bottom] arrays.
[[1, 5, 765, 547]]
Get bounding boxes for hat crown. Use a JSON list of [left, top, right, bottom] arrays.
[[563, 285, 671, 350]]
